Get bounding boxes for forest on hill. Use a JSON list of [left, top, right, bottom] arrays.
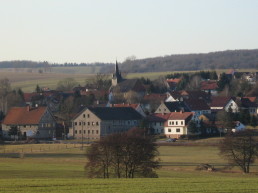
[[116, 49, 258, 73], [1, 49, 258, 73]]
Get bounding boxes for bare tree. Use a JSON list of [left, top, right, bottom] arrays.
[[0, 78, 12, 114], [219, 130, 258, 173], [56, 78, 78, 91], [85, 128, 160, 178], [86, 73, 111, 90]]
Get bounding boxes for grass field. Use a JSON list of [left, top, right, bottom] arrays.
[[1, 144, 258, 193], [1, 68, 257, 92]]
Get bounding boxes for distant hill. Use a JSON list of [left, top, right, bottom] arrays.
[[116, 49, 258, 73], [1, 49, 258, 73]]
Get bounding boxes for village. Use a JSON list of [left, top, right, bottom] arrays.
[[1, 63, 258, 142]]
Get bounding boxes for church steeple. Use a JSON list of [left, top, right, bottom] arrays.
[[112, 60, 122, 86]]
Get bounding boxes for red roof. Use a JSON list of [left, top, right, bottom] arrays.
[[113, 103, 139, 109], [184, 99, 210, 111], [168, 112, 193, 120], [210, 96, 233, 108], [167, 78, 181, 83], [242, 97, 256, 103], [143, 93, 168, 101], [201, 81, 218, 90], [3, 107, 47, 125], [146, 113, 171, 122]]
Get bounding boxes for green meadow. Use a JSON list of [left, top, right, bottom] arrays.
[[0, 144, 258, 193]]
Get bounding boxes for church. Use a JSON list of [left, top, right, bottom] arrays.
[[109, 61, 146, 103]]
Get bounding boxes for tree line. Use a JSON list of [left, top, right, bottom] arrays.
[[118, 49, 258, 73], [1, 49, 258, 73]]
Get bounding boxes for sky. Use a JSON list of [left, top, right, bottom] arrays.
[[0, 0, 258, 63]]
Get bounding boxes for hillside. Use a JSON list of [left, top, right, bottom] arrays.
[[1, 49, 258, 74], [116, 49, 258, 73]]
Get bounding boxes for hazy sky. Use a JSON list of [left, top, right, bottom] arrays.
[[1, 0, 258, 63]]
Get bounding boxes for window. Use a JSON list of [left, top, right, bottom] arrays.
[[92, 122, 94, 126], [79, 122, 82, 126], [96, 130, 99, 134], [83, 114, 85, 118], [79, 130, 81, 134], [88, 130, 90, 134], [88, 122, 90, 126], [181, 121, 183, 125], [172, 121, 174, 125], [75, 130, 77, 134], [176, 128, 180, 133], [168, 129, 171, 132], [83, 122, 86, 126], [87, 114, 90, 118], [92, 130, 94, 134], [176, 121, 178, 125], [96, 122, 99, 126], [75, 122, 77, 126], [84, 130, 86, 134]]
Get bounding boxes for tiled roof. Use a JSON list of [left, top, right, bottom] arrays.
[[88, 107, 143, 120], [164, 102, 191, 112], [242, 97, 256, 103], [169, 90, 210, 101], [184, 99, 210, 111], [146, 113, 171, 122], [143, 93, 168, 101], [3, 106, 47, 125], [201, 81, 218, 90], [164, 112, 193, 127], [210, 96, 233, 108], [168, 112, 193, 120], [113, 103, 139, 109]]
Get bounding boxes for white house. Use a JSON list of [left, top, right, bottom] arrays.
[[164, 112, 194, 138]]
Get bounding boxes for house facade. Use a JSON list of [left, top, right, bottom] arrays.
[[69, 107, 143, 139], [164, 112, 193, 138], [1, 106, 56, 139]]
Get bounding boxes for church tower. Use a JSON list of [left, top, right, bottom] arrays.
[[112, 61, 123, 86]]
